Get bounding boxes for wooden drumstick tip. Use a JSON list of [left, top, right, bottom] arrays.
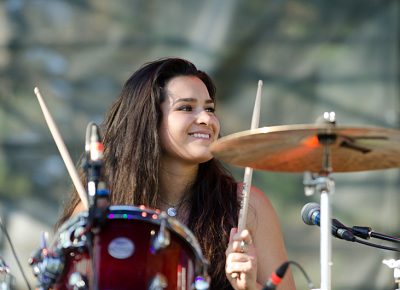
[[258, 80, 263, 87], [34, 87, 40, 95]]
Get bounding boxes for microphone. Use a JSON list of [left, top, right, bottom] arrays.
[[84, 123, 108, 203], [301, 203, 356, 242], [262, 261, 289, 290], [87, 123, 104, 162], [84, 122, 110, 228]]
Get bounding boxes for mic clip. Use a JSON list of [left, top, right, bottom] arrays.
[[303, 172, 335, 197]]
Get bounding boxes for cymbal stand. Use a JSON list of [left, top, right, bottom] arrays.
[[303, 171, 335, 290], [303, 112, 337, 290]]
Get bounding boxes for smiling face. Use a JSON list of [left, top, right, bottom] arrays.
[[159, 75, 220, 165]]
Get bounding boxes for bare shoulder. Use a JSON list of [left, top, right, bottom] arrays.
[[250, 186, 279, 231], [249, 185, 274, 212], [237, 182, 276, 224]]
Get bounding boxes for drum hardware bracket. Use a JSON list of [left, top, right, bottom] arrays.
[[303, 172, 335, 197], [150, 212, 171, 253], [29, 246, 65, 290]]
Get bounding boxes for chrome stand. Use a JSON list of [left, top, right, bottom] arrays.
[[304, 173, 335, 290], [303, 112, 336, 290]]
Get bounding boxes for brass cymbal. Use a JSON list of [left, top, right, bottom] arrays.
[[210, 124, 400, 173]]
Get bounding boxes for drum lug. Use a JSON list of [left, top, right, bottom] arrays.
[[150, 212, 170, 253], [148, 273, 168, 290], [68, 272, 88, 290]]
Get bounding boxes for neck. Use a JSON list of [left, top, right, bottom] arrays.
[[158, 157, 198, 205], [157, 157, 198, 220]]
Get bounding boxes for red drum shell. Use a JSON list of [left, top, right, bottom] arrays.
[[53, 206, 207, 290]]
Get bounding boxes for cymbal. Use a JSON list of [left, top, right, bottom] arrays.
[[210, 124, 400, 173]]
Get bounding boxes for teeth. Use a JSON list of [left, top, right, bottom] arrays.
[[191, 133, 210, 139]]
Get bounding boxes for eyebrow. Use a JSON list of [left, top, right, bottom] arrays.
[[172, 97, 214, 105]]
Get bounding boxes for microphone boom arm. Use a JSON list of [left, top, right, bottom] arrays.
[[351, 226, 400, 244]]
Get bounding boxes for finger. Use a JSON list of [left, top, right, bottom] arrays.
[[227, 268, 240, 281], [231, 229, 253, 253], [226, 228, 237, 255], [231, 229, 252, 245], [229, 227, 237, 242], [226, 253, 249, 280], [226, 252, 250, 264], [239, 229, 253, 245], [226, 259, 254, 274], [226, 228, 241, 255], [232, 239, 243, 253]]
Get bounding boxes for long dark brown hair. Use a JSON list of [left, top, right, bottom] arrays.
[[57, 58, 239, 289]]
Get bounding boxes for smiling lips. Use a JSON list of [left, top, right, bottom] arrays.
[[189, 132, 211, 140]]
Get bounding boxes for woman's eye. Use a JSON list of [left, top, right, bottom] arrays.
[[205, 107, 215, 113], [178, 105, 192, 111]]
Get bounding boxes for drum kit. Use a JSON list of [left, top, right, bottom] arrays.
[[25, 112, 400, 290], [22, 87, 400, 290]]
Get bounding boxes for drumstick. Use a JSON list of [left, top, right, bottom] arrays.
[[34, 87, 89, 210], [237, 80, 263, 233]]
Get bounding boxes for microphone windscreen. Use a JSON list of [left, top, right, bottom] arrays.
[[301, 202, 320, 225]]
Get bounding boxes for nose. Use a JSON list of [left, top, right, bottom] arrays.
[[196, 110, 212, 126]]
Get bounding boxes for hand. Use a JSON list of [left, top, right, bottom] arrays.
[[225, 228, 257, 290]]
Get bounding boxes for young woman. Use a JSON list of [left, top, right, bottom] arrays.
[[57, 58, 295, 290]]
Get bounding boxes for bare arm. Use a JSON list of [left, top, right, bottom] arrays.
[[247, 186, 296, 290]]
